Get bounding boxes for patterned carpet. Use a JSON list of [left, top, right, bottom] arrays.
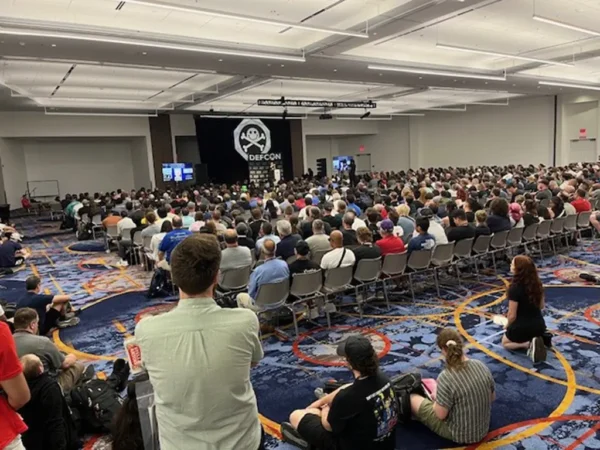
[[3, 217, 600, 449]]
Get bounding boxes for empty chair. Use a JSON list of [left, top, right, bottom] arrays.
[[471, 234, 492, 278], [322, 265, 354, 327], [549, 217, 566, 255], [353, 258, 383, 315], [105, 225, 119, 251], [49, 202, 64, 220], [310, 249, 329, 265], [381, 252, 408, 279], [576, 211, 593, 240], [562, 214, 578, 250], [290, 270, 324, 337], [521, 223, 541, 259], [452, 238, 474, 286], [506, 227, 523, 251], [489, 230, 509, 273], [254, 280, 291, 337], [406, 249, 432, 301], [91, 214, 104, 240], [131, 231, 144, 265], [430, 243, 455, 297]]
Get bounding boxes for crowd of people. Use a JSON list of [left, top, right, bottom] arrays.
[[1, 161, 597, 449]]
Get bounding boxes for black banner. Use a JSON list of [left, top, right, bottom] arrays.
[[257, 99, 377, 109]]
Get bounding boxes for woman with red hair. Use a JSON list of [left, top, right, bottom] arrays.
[[502, 255, 547, 364]]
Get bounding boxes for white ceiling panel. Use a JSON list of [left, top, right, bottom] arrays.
[[518, 57, 600, 83], [34, 98, 162, 110], [0, 60, 72, 88]]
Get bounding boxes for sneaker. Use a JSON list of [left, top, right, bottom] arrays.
[[314, 387, 325, 399], [309, 306, 320, 320], [529, 337, 547, 364], [57, 317, 80, 329], [116, 260, 129, 267], [542, 332, 553, 349], [280, 422, 311, 450], [63, 311, 77, 320]]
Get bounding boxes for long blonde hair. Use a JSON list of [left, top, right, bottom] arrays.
[[437, 328, 465, 370]]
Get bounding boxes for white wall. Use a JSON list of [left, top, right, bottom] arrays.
[[557, 94, 600, 165], [170, 114, 197, 163], [131, 137, 153, 189], [0, 139, 27, 208], [412, 96, 555, 168], [22, 139, 135, 195]]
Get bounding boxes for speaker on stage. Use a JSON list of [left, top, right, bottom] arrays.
[[195, 163, 209, 185]]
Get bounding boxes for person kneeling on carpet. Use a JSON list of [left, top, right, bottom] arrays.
[[17, 275, 79, 335], [410, 328, 495, 445], [501, 255, 548, 364], [18, 354, 80, 450], [13, 308, 86, 394], [282, 335, 399, 450]]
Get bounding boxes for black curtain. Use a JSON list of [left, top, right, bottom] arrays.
[[195, 117, 293, 184]]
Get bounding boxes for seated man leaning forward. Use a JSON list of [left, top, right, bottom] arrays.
[[283, 335, 399, 450]]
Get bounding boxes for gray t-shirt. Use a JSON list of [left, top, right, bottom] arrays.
[[13, 331, 64, 377], [435, 359, 495, 444], [220, 246, 253, 273]]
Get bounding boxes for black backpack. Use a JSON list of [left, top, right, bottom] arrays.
[[147, 268, 171, 298], [70, 380, 124, 433], [391, 372, 423, 424], [77, 223, 93, 241]]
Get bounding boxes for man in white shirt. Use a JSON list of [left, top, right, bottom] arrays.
[[136, 234, 264, 450], [116, 211, 136, 266], [413, 208, 448, 245], [320, 230, 355, 270]]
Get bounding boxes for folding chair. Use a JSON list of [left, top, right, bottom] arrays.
[[471, 234, 492, 278], [290, 270, 324, 337], [322, 266, 354, 327], [91, 214, 104, 240], [49, 202, 64, 221], [310, 249, 329, 265], [406, 249, 433, 301], [286, 255, 297, 264], [562, 214, 578, 250], [489, 230, 509, 273], [132, 230, 143, 266], [549, 217, 566, 255], [521, 223, 541, 259], [216, 265, 252, 300], [576, 211, 593, 240], [353, 258, 382, 316], [105, 225, 119, 251], [536, 220, 552, 259], [254, 280, 291, 338], [430, 243, 455, 297], [380, 252, 408, 306], [452, 238, 474, 286]]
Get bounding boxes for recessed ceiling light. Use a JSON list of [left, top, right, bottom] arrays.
[[419, 76, 423, 79], [267, 64, 271, 67], [485, 81, 488, 84], [512, 84, 516, 87], [142, 51, 147, 55], [51, 44, 57, 47], [19, 41, 25, 46], [281, 64, 285, 67], [218, 58, 223, 62], [333, 69, 337, 72]]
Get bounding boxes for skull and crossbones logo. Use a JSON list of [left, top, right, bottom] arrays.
[[241, 126, 266, 152], [234, 119, 272, 160]]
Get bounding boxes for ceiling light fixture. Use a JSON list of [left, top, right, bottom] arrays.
[[335, 115, 392, 121], [368, 65, 506, 81], [198, 114, 307, 120], [538, 80, 600, 91], [532, 15, 600, 36], [44, 109, 158, 117], [436, 43, 574, 67], [425, 105, 467, 111], [120, 0, 368, 38], [0, 28, 306, 62], [391, 113, 426, 116]]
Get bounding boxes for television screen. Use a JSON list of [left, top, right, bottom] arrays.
[[162, 163, 194, 182], [333, 156, 354, 173]]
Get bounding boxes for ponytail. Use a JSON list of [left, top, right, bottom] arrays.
[[437, 328, 465, 370]]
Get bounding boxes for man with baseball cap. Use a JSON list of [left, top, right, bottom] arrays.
[[375, 219, 405, 256], [282, 334, 398, 449]]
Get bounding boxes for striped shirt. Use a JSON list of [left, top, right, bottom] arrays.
[[436, 359, 495, 444]]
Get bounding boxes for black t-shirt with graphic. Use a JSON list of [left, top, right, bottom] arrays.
[[328, 371, 398, 450]]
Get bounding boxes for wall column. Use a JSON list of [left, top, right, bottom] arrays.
[[149, 114, 174, 190]]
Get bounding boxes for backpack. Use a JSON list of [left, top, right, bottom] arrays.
[[70, 379, 124, 433], [391, 372, 423, 424], [147, 268, 171, 298], [77, 223, 93, 241]]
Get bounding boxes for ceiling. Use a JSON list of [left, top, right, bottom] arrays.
[[1, 0, 600, 118]]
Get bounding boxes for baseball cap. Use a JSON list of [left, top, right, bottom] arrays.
[[337, 335, 375, 361], [295, 240, 310, 256], [419, 207, 434, 218], [380, 219, 394, 232]]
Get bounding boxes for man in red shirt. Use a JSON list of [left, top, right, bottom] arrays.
[[376, 219, 406, 256], [0, 322, 30, 450], [571, 188, 592, 213]]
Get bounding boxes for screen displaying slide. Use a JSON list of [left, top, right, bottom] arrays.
[[162, 163, 194, 182], [333, 156, 354, 173]]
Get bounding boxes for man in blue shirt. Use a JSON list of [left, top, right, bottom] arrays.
[[407, 217, 436, 254], [238, 239, 289, 307], [158, 216, 191, 269], [346, 194, 362, 216]]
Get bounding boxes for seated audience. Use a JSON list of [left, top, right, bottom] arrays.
[[306, 219, 331, 255], [522, 200, 540, 227], [288, 240, 320, 282], [135, 234, 265, 450], [571, 188, 592, 213], [0, 235, 29, 269], [341, 213, 358, 246], [321, 231, 356, 270], [220, 230, 253, 275], [322, 202, 342, 230], [509, 203, 524, 227], [0, 321, 30, 450], [0, 303, 14, 333], [116, 211, 136, 266], [446, 209, 476, 243], [150, 220, 172, 260], [13, 308, 85, 394], [241, 239, 289, 305], [17, 275, 77, 335], [407, 217, 436, 254], [285, 335, 398, 449], [396, 204, 415, 242], [376, 219, 406, 256], [249, 208, 267, 238], [102, 210, 121, 229], [189, 212, 205, 233], [414, 208, 448, 245], [276, 220, 302, 261], [487, 198, 511, 233], [157, 216, 191, 270], [502, 256, 547, 364], [19, 354, 78, 450], [140, 212, 160, 240], [180, 207, 194, 228], [474, 210, 492, 237], [236, 223, 255, 249], [410, 328, 494, 444], [548, 196, 565, 219], [353, 227, 382, 266], [255, 222, 281, 258]]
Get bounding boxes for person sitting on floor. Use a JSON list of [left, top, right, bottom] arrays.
[[18, 354, 79, 450], [17, 275, 78, 335], [501, 255, 548, 364], [407, 218, 436, 254], [284, 334, 398, 450], [376, 219, 405, 256], [446, 209, 476, 243], [320, 231, 356, 270], [288, 240, 320, 284], [157, 216, 191, 271], [410, 328, 495, 445], [0, 233, 29, 269], [13, 308, 85, 394], [238, 239, 289, 310]]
